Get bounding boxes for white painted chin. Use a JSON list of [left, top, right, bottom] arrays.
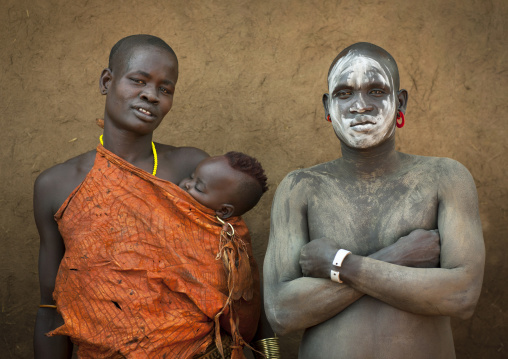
[[334, 126, 395, 149], [345, 136, 382, 149]]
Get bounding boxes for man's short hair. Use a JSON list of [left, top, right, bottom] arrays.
[[328, 42, 400, 90]]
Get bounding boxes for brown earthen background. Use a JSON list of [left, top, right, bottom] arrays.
[[1, 0, 506, 358]]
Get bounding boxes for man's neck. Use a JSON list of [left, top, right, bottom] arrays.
[[339, 136, 401, 180]]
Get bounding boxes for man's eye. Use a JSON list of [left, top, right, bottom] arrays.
[[131, 78, 144, 84], [337, 91, 352, 98], [370, 89, 384, 96]]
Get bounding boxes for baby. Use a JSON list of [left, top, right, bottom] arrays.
[[179, 151, 268, 219]]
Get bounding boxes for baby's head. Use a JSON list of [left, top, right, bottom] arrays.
[[179, 152, 268, 219]]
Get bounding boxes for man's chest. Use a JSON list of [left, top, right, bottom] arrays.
[[306, 174, 439, 255]]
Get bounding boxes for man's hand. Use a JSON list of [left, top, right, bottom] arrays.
[[300, 237, 338, 278], [300, 229, 441, 279], [373, 229, 441, 268]]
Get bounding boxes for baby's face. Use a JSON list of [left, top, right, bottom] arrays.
[[179, 156, 241, 211]]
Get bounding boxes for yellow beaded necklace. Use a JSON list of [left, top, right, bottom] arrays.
[[99, 134, 158, 176]]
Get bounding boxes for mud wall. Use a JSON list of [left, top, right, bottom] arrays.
[[1, 0, 506, 358]]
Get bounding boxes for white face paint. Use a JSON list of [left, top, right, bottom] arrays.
[[327, 50, 397, 149]]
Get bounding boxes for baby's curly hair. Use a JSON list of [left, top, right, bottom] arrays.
[[223, 151, 268, 215], [224, 152, 268, 193]]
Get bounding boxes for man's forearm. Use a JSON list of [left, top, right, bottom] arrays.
[[265, 277, 363, 335], [267, 235, 431, 335], [340, 255, 480, 319]]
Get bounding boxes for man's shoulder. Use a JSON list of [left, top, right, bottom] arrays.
[[282, 160, 339, 181], [403, 154, 471, 177], [432, 156, 475, 189], [276, 160, 339, 196], [401, 154, 475, 194], [433, 156, 471, 174]]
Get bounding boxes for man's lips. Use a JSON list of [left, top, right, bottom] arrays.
[[348, 118, 377, 132], [350, 119, 376, 127]]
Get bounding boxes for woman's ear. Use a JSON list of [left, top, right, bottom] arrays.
[[99, 68, 113, 95], [215, 204, 235, 219]]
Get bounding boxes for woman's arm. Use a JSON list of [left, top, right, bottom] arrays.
[[33, 170, 73, 359]]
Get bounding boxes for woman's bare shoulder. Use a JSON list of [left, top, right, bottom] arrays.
[[34, 150, 96, 212]]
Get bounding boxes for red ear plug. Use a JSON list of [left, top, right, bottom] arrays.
[[396, 111, 405, 128]]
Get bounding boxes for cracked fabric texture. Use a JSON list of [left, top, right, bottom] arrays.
[[49, 145, 261, 358]]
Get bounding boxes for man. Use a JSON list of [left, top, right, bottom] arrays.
[[34, 35, 264, 358], [264, 42, 484, 358]]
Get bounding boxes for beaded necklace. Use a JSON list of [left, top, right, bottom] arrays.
[[99, 134, 158, 176]]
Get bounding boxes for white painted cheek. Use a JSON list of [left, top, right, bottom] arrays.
[[369, 96, 396, 145], [330, 106, 348, 139], [330, 117, 343, 135], [378, 97, 395, 122], [382, 96, 396, 126]]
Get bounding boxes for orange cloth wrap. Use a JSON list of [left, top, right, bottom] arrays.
[[49, 145, 261, 358]]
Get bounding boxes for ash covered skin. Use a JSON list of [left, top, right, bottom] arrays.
[[327, 50, 397, 149], [264, 42, 484, 359]]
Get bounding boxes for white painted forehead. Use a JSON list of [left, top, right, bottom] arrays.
[[328, 50, 392, 87]]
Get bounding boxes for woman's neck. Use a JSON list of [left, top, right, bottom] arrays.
[[101, 125, 154, 166]]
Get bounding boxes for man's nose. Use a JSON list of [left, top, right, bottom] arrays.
[[350, 93, 373, 113], [140, 85, 159, 104]]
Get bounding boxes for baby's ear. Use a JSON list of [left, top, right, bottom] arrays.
[[215, 204, 235, 219]]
